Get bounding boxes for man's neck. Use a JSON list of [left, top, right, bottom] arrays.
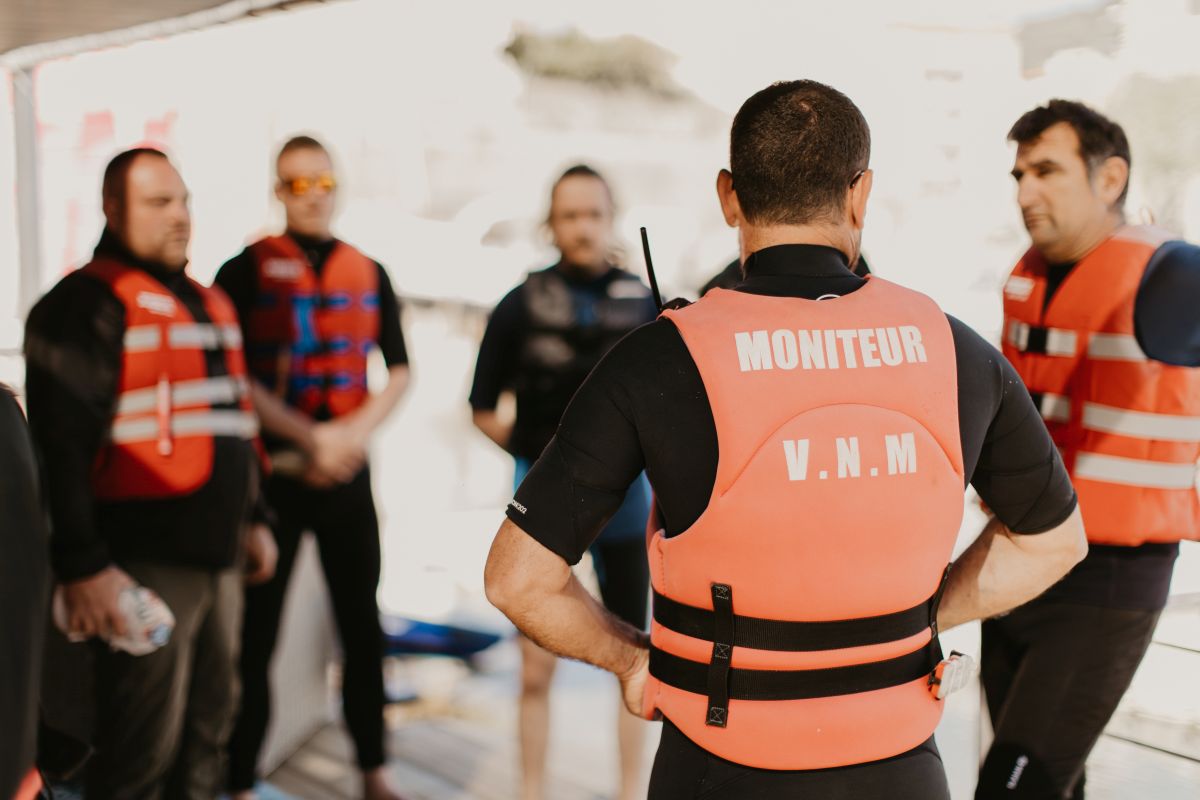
[[556, 259, 610, 280], [286, 227, 333, 246], [739, 223, 854, 263], [1045, 213, 1123, 265], [95, 228, 185, 277]]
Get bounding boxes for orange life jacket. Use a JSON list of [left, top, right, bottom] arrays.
[[245, 235, 379, 418], [643, 278, 964, 770], [84, 260, 258, 502], [13, 768, 41, 800], [1002, 226, 1200, 546]]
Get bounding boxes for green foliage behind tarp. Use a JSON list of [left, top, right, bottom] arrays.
[[503, 28, 687, 98]]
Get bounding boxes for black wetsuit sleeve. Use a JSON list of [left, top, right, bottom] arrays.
[[374, 264, 409, 368], [24, 275, 125, 580], [0, 389, 50, 796], [468, 286, 526, 411], [212, 248, 258, 327], [508, 324, 656, 564], [1134, 241, 1200, 367], [950, 316, 1077, 533]]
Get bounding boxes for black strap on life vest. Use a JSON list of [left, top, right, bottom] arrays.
[[1017, 324, 1050, 354], [652, 637, 942, 705], [653, 589, 936, 652], [665, 567, 952, 728], [705, 583, 734, 727]]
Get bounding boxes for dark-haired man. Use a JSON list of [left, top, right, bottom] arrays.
[[978, 100, 1200, 800], [216, 135, 409, 800], [470, 164, 658, 800], [25, 148, 276, 798], [483, 80, 1087, 798]]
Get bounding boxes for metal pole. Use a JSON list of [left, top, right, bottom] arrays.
[[13, 66, 42, 317]]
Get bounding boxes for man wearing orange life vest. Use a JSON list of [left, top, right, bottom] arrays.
[[24, 148, 277, 798], [484, 79, 1088, 798], [215, 136, 410, 800], [977, 101, 1200, 799]]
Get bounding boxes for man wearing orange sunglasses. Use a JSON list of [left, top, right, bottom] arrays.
[[215, 135, 410, 800]]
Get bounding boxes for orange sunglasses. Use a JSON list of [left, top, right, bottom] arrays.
[[281, 173, 337, 196]]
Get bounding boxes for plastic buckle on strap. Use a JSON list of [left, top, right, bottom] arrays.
[[155, 373, 173, 457], [706, 582, 734, 728], [928, 650, 978, 700]]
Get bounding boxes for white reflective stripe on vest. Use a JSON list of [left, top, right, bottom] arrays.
[[1034, 396, 1200, 441], [1006, 321, 1077, 356], [124, 326, 162, 353], [114, 376, 250, 416], [1081, 402, 1200, 443], [1006, 320, 1030, 350], [1040, 393, 1071, 423], [109, 409, 258, 444], [170, 324, 224, 350], [220, 324, 243, 349], [1086, 333, 1147, 362], [1074, 452, 1199, 490], [125, 323, 242, 353]]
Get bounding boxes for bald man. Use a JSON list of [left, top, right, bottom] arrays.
[[25, 148, 276, 798]]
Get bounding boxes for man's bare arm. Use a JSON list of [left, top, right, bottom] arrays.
[[484, 519, 648, 709], [472, 408, 513, 451], [938, 506, 1087, 631], [249, 381, 316, 451], [341, 364, 410, 442]]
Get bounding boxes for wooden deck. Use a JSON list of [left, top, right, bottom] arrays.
[[265, 596, 1200, 800], [267, 648, 655, 800]]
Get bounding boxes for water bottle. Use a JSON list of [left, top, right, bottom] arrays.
[[53, 583, 175, 656]]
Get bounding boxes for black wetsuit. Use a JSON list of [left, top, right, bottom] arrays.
[[471, 263, 659, 627], [511, 245, 1077, 798], [215, 233, 409, 788]]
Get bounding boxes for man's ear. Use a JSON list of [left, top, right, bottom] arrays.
[[848, 169, 874, 230], [273, 181, 286, 204], [102, 198, 120, 233], [1096, 156, 1129, 209], [716, 169, 743, 228]]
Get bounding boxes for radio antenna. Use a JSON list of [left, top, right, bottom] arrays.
[[640, 226, 664, 310]]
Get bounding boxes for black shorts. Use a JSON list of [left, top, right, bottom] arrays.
[[649, 719, 951, 799]]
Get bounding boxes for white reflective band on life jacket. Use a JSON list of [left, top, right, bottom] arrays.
[[109, 409, 258, 444], [1006, 324, 1149, 363], [114, 376, 250, 416], [1005, 321, 1077, 356], [1086, 333, 1146, 362], [1040, 393, 1071, 423], [1039, 396, 1200, 441], [169, 323, 243, 350], [124, 323, 243, 353], [1074, 452, 1199, 490], [220, 324, 243, 348], [124, 326, 162, 352], [1081, 402, 1200, 442]]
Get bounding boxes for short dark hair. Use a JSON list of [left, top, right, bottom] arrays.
[[102, 147, 168, 211], [547, 163, 614, 219], [729, 80, 871, 226], [1008, 99, 1131, 206], [276, 135, 329, 172]]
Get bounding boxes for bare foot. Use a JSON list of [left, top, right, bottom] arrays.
[[363, 766, 405, 800]]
